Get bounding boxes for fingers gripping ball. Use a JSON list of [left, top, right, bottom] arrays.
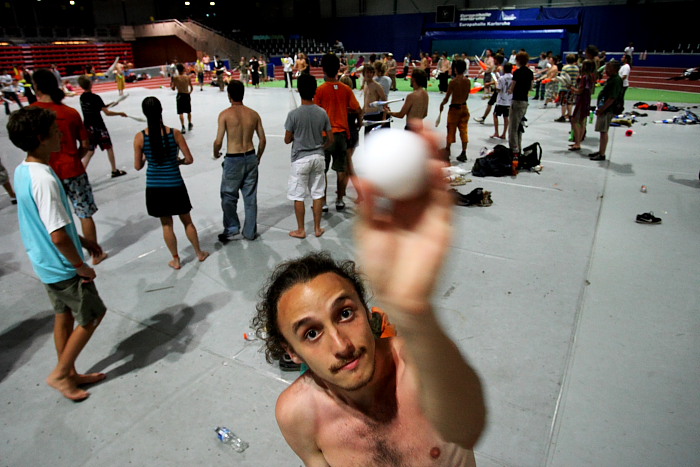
[[354, 128, 429, 200]]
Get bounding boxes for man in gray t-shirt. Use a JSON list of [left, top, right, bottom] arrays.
[[284, 74, 332, 238]]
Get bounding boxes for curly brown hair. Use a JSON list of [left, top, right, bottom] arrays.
[[252, 251, 370, 363]]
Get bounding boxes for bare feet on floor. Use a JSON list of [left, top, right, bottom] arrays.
[[74, 372, 106, 386], [315, 228, 325, 238], [289, 229, 306, 239], [169, 256, 181, 269], [47, 373, 90, 401], [92, 251, 108, 265], [197, 251, 210, 262]]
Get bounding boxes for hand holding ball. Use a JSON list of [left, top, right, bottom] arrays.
[[353, 128, 429, 200]]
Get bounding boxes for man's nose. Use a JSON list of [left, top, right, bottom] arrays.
[[329, 327, 354, 355]]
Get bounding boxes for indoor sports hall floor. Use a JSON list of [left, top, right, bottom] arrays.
[[1, 82, 698, 467]]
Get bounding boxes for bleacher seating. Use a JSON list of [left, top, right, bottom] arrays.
[[0, 42, 134, 76], [232, 34, 339, 58]]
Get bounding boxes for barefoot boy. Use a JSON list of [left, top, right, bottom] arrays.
[[171, 63, 194, 133], [387, 68, 429, 128], [283, 74, 332, 239], [7, 107, 107, 401]]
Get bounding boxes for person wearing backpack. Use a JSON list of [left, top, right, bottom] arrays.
[[589, 61, 623, 161]]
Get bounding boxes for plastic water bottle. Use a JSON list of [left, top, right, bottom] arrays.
[[589, 110, 594, 123], [511, 154, 519, 176], [215, 426, 249, 453]]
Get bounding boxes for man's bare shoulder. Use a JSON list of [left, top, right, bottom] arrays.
[[276, 374, 326, 461], [277, 373, 322, 418]]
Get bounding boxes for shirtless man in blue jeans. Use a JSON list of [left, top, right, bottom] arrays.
[[213, 80, 266, 242]]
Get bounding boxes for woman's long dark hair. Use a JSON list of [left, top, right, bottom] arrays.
[[31, 68, 65, 104], [141, 96, 167, 160]]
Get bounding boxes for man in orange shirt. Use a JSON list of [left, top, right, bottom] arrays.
[[314, 53, 362, 211]]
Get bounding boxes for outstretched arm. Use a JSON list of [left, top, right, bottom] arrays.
[[353, 121, 486, 449]]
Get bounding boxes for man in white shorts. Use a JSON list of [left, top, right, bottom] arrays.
[[284, 74, 332, 238]]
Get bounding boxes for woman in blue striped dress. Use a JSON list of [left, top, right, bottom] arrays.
[[133, 96, 209, 269]]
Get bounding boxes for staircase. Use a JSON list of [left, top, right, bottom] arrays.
[[120, 19, 260, 62]]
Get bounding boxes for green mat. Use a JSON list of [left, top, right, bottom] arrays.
[[256, 76, 700, 104]]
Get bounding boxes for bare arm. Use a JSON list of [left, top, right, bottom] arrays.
[[353, 124, 486, 449], [77, 138, 89, 160], [50, 227, 96, 281], [284, 130, 294, 145], [255, 114, 266, 160], [276, 386, 330, 467], [133, 131, 146, 170], [101, 107, 126, 118], [213, 112, 226, 158], [173, 129, 194, 164], [389, 94, 413, 119]]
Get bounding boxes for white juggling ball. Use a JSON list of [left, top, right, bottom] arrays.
[[354, 128, 429, 200]]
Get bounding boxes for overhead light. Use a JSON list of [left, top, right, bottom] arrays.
[[184, 1, 190, 4], [210, 1, 215, 5], [69, 0, 75, 4]]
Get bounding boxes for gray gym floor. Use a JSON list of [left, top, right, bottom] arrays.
[[1, 83, 698, 467]]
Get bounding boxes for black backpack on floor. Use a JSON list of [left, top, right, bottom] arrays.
[[520, 142, 542, 170], [471, 145, 512, 177]]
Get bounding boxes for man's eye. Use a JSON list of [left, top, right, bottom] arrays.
[[340, 308, 354, 320], [305, 329, 320, 341]]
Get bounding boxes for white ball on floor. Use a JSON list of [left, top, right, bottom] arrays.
[[354, 128, 429, 200]]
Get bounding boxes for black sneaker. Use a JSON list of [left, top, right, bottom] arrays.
[[636, 212, 662, 224], [456, 153, 467, 163], [188, 123, 193, 131], [279, 353, 301, 372], [555, 116, 567, 123], [217, 232, 238, 242], [589, 152, 606, 161], [322, 204, 329, 213], [335, 199, 345, 211]]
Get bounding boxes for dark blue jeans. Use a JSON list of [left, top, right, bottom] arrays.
[[221, 153, 258, 239]]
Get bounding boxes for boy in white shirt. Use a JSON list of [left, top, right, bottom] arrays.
[[492, 63, 513, 140], [7, 107, 107, 401]]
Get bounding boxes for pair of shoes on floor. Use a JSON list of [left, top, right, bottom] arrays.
[[111, 169, 127, 178], [555, 116, 567, 122], [217, 231, 239, 242], [452, 188, 493, 207], [335, 199, 345, 211], [456, 153, 468, 163], [589, 152, 606, 161], [636, 212, 662, 224]]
